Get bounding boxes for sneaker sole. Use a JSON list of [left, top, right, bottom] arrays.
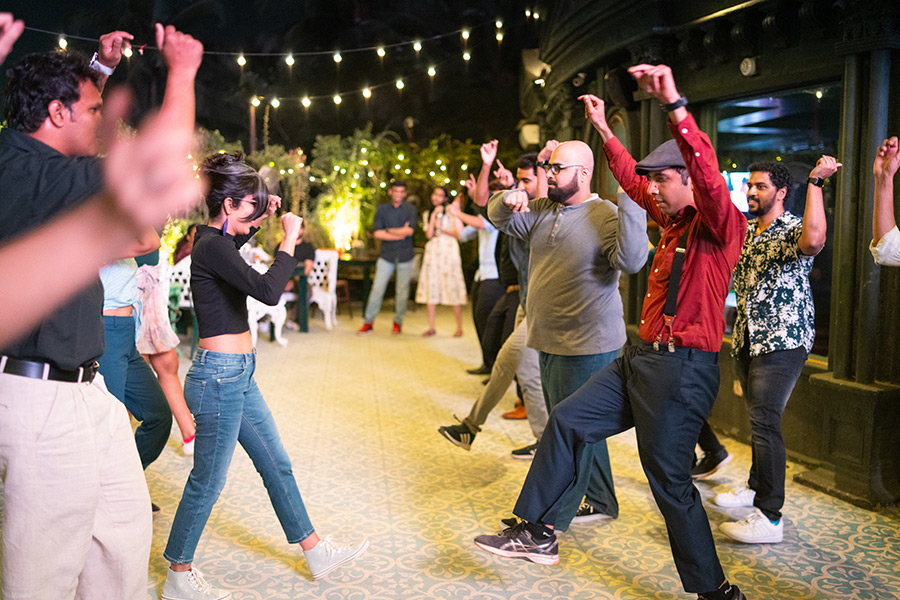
[[438, 428, 471, 451], [570, 513, 614, 524], [310, 539, 370, 580], [691, 453, 733, 479], [473, 540, 559, 565], [719, 526, 782, 544], [510, 452, 535, 460]]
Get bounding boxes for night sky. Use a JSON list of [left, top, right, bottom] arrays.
[[5, 0, 537, 152]]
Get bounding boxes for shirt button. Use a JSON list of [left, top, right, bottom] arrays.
[[654, 268, 658, 273], [681, 128, 688, 134], [647, 292, 651, 297], [641, 319, 645, 324], [661, 244, 665, 249], [695, 152, 701, 157]]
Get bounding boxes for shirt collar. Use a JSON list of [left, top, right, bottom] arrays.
[[0, 127, 65, 157]]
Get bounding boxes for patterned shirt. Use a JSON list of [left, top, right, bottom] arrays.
[[732, 211, 815, 357]]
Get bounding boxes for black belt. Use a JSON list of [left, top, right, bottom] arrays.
[[0, 356, 99, 383], [638, 341, 717, 364]]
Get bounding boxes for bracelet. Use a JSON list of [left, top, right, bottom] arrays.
[[660, 96, 688, 112], [89, 52, 115, 76]]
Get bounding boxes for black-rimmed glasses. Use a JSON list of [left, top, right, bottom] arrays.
[[537, 161, 584, 175]]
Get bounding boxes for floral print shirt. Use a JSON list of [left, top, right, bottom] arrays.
[[732, 211, 815, 357]]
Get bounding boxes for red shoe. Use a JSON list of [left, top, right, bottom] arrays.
[[502, 405, 527, 420], [357, 322, 374, 336], [391, 322, 402, 335]]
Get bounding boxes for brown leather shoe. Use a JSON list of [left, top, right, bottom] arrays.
[[502, 405, 527, 420]]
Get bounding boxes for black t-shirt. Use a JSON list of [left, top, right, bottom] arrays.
[[294, 240, 316, 264], [190, 225, 298, 338], [0, 128, 105, 369], [373, 201, 417, 263]]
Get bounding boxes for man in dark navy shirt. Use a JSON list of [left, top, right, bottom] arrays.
[[0, 25, 203, 599], [357, 180, 418, 335]]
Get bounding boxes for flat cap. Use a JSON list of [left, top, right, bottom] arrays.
[[634, 139, 685, 175]]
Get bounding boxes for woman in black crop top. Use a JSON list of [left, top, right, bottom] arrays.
[[161, 153, 368, 599]]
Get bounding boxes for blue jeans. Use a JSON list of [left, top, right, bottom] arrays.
[[538, 349, 620, 530], [164, 349, 315, 564], [734, 343, 808, 521], [517, 343, 725, 593], [98, 315, 172, 470], [363, 257, 413, 325]]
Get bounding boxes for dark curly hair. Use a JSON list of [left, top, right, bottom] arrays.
[[4, 50, 101, 133], [200, 152, 269, 222], [748, 161, 794, 194]]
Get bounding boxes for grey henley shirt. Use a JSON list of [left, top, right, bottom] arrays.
[[488, 190, 648, 356]]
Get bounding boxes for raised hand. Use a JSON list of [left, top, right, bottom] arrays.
[[874, 137, 900, 180], [281, 213, 303, 241], [494, 160, 515, 188], [98, 29, 135, 69], [627, 64, 681, 105], [810, 156, 842, 180], [265, 195, 282, 218], [538, 139, 560, 163], [155, 23, 203, 79], [463, 174, 477, 198], [0, 12, 24, 65], [579, 94, 610, 134], [503, 189, 530, 213], [481, 139, 499, 166]]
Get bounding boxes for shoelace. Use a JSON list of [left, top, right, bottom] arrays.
[[188, 568, 212, 593]]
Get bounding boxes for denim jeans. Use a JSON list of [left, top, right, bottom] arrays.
[[515, 343, 725, 593], [734, 343, 808, 521], [363, 257, 413, 325], [98, 315, 172, 470], [538, 349, 620, 529], [164, 349, 315, 564]]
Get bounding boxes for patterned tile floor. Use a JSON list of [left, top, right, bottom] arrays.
[[4, 306, 900, 599]]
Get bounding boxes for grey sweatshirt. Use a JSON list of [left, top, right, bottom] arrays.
[[488, 190, 648, 355]]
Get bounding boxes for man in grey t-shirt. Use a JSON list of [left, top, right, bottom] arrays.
[[488, 140, 648, 529]]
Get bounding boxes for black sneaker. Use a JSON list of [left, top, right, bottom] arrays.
[[438, 423, 476, 450], [466, 364, 492, 375], [571, 501, 613, 523], [151, 502, 161, 513], [474, 520, 559, 565], [691, 450, 733, 479], [511, 442, 539, 460]]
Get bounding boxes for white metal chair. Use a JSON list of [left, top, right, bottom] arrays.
[[308, 249, 339, 330], [169, 256, 199, 357]]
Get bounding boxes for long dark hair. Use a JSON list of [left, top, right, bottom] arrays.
[[200, 152, 269, 222]]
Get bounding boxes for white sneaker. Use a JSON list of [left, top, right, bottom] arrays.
[[714, 486, 756, 507], [304, 535, 369, 580], [161, 567, 232, 600], [183, 438, 195, 456], [719, 508, 783, 543]]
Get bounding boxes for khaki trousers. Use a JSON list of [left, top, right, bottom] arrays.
[[0, 372, 151, 599]]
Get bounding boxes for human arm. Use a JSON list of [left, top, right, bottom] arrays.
[[154, 24, 203, 131], [873, 137, 899, 243], [629, 64, 739, 243], [798, 156, 839, 256], [536, 140, 557, 199], [449, 202, 487, 230], [473, 140, 498, 207], [582, 93, 663, 224], [92, 30, 135, 92], [487, 190, 540, 240], [601, 190, 650, 274], [0, 12, 24, 65], [115, 228, 161, 259]]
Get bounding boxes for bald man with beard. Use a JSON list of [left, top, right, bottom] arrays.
[[485, 140, 649, 530]]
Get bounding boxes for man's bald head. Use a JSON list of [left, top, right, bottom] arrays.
[[547, 141, 594, 205]]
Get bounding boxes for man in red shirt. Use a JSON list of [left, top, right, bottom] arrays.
[[473, 65, 748, 600]]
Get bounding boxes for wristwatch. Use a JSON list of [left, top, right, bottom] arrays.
[[89, 52, 115, 76], [661, 96, 688, 112], [807, 177, 825, 187]]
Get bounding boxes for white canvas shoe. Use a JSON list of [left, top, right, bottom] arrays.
[[304, 535, 369, 579], [714, 486, 756, 507], [719, 508, 783, 544], [161, 567, 232, 600]]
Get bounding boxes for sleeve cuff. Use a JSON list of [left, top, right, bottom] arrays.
[[871, 226, 900, 266]]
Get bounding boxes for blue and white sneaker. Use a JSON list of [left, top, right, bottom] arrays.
[[474, 520, 559, 565]]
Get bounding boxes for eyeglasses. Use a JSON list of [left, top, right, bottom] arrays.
[[538, 162, 584, 175]]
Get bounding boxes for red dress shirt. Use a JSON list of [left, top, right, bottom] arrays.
[[603, 113, 746, 352]]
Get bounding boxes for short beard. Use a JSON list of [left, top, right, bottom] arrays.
[[547, 178, 578, 204]]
